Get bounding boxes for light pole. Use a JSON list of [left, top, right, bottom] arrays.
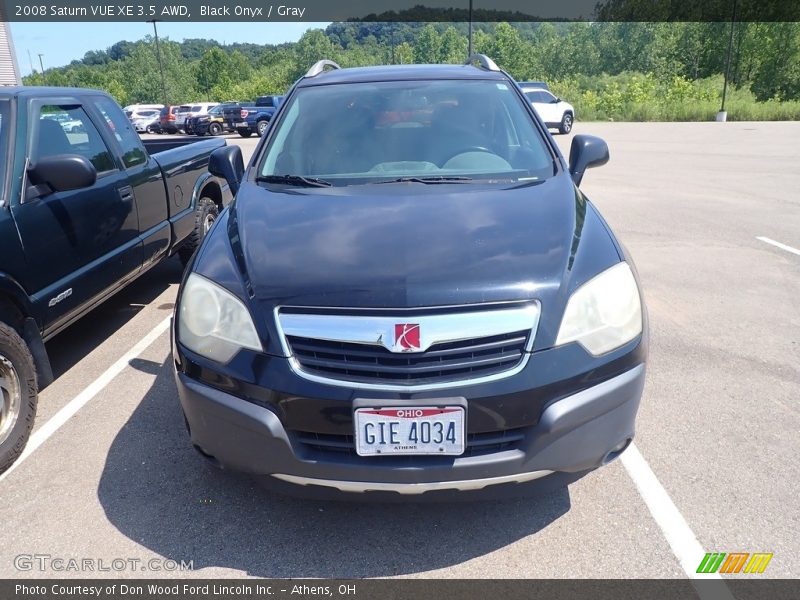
[[468, 0, 473, 57], [148, 19, 168, 105], [718, 0, 738, 122], [37, 53, 45, 85]]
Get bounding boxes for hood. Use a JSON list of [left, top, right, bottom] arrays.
[[222, 175, 619, 311]]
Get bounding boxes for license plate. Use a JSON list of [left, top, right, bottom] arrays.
[[354, 406, 465, 456], [235, 121, 247, 128]]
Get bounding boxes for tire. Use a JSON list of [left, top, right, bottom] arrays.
[[0, 322, 38, 476], [237, 129, 253, 138], [178, 196, 219, 267], [256, 120, 269, 137], [559, 112, 574, 135], [208, 122, 223, 136], [146, 125, 156, 134]]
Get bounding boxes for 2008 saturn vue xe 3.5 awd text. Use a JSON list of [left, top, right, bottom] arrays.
[[171, 56, 648, 499]]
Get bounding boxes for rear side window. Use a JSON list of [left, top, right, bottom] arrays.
[[539, 91, 557, 103], [92, 97, 147, 169], [34, 105, 115, 173], [524, 91, 543, 103]]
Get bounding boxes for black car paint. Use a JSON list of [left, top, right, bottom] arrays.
[[176, 177, 643, 436], [173, 64, 646, 489], [0, 87, 231, 381]]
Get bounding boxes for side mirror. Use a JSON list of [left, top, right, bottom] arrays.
[[209, 145, 244, 196], [27, 154, 97, 197], [568, 135, 609, 186]]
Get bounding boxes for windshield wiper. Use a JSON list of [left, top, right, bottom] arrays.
[[257, 174, 332, 188], [373, 176, 474, 185]]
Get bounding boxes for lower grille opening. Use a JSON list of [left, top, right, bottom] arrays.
[[291, 427, 527, 458]]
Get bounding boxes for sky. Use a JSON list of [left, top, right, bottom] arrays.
[[9, 22, 330, 76]]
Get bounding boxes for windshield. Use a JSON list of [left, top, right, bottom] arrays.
[[259, 79, 554, 186]]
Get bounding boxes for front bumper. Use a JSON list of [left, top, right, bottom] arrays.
[[175, 359, 645, 496]]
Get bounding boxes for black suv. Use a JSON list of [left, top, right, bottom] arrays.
[[172, 56, 648, 499]]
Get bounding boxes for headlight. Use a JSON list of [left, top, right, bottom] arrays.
[[555, 262, 642, 356], [178, 273, 262, 363]]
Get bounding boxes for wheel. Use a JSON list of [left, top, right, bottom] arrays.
[[178, 196, 219, 267], [146, 125, 156, 134], [0, 322, 38, 476], [237, 129, 253, 138], [256, 120, 269, 137], [208, 122, 223, 136], [559, 112, 574, 135]]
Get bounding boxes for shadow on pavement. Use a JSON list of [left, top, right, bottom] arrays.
[[98, 358, 574, 577], [45, 257, 184, 380]]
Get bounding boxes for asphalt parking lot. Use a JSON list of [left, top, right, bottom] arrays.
[[0, 122, 797, 580]]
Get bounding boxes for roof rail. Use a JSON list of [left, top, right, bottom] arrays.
[[464, 54, 500, 72], [305, 60, 341, 78]]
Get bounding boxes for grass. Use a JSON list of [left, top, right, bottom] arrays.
[[550, 73, 800, 122]]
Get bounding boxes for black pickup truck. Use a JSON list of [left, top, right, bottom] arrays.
[[0, 87, 232, 474], [222, 95, 282, 137]]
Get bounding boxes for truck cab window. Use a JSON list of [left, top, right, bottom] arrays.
[[34, 105, 115, 173], [92, 97, 147, 169]]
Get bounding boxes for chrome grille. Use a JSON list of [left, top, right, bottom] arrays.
[[286, 331, 528, 385], [276, 302, 540, 389]]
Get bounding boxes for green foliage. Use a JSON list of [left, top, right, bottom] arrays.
[[20, 22, 800, 121], [551, 72, 800, 121]]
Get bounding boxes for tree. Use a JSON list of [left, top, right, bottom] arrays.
[[490, 22, 526, 78], [395, 42, 414, 65], [439, 27, 467, 64], [197, 48, 232, 97], [293, 29, 339, 80], [413, 24, 441, 64]]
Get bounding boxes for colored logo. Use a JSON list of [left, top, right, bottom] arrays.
[[393, 324, 420, 352], [697, 552, 773, 574]]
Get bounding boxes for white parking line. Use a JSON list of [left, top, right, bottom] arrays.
[[621, 443, 728, 587], [0, 316, 171, 484], [621, 446, 737, 596], [757, 236, 800, 256]]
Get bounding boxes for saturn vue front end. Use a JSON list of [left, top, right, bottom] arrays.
[[171, 56, 648, 499]]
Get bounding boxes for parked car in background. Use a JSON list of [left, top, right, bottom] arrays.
[[183, 103, 218, 135], [130, 109, 161, 133], [174, 57, 646, 500], [172, 105, 194, 133], [521, 85, 575, 134], [188, 103, 231, 136], [159, 105, 182, 134], [124, 104, 164, 120], [43, 112, 85, 134], [222, 95, 282, 137]]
